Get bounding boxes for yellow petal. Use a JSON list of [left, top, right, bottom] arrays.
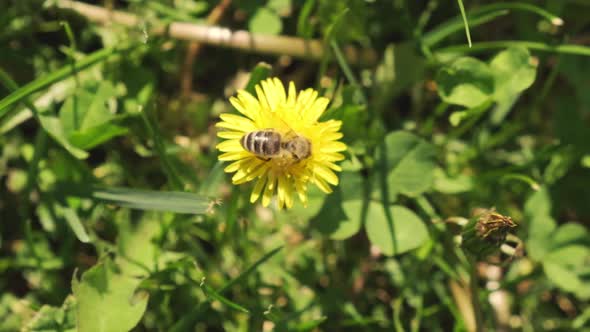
[[321, 141, 347, 153], [229, 97, 256, 121], [224, 160, 245, 173], [294, 180, 308, 205], [283, 177, 294, 209], [237, 90, 261, 113], [232, 168, 248, 184], [220, 113, 251, 125], [272, 78, 287, 104], [287, 81, 297, 106], [297, 89, 315, 110], [320, 120, 343, 132], [245, 162, 269, 182], [277, 175, 288, 209], [216, 120, 257, 132], [306, 97, 329, 122], [262, 172, 276, 207], [322, 152, 346, 162], [250, 176, 266, 203], [255, 85, 270, 111], [321, 161, 342, 172], [233, 158, 264, 184], [216, 140, 244, 152], [322, 132, 343, 141], [218, 151, 250, 161], [261, 78, 285, 110], [313, 164, 339, 185], [313, 176, 333, 194], [217, 131, 244, 139]]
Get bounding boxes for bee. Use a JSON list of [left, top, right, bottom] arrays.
[[241, 129, 311, 162]]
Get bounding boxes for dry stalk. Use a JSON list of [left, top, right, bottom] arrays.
[[55, 0, 378, 66]]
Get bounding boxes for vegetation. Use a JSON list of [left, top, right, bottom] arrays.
[[1, 0, 590, 331]]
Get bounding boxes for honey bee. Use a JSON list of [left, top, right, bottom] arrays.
[[241, 129, 311, 162]]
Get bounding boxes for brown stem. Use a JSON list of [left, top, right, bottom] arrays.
[[55, 0, 378, 66], [449, 279, 478, 332], [181, 0, 232, 97]]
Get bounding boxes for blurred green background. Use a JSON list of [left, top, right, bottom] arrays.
[[1, 0, 590, 331]]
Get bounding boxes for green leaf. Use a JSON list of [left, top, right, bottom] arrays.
[[489, 46, 536, 123], [120, 64, 155, 114], [337, 200, 365, 240], [553, 96, 590, 152], [244, 62, 272, 95], [68, 123, 128, 150], [23, 296, 76, 332], [524, 188, 557, 261], [37, 114, 88, 159], [550, 223, 590, 249], [323, 103, 367, 146], [314, 194, 362, 240], [318, 0, 368, 43], [433, 168, 474, 193], [549, 223, 590, 249], [249, 8, 282, 35], [544, 262, 582, 293], [268, 0, 291, 14], [312, 171, 364, 239], [365, 203, 429, 256], [60, 82, 117, 134], [292, 316, 327, 331], [436, 57, 494, 108], [72, 260, 149, 332], [546, 245, 590, 268], [490, 46, 536, 96], [59, 82, 127, 149], [376, 131, 437, 201], [0, 67, 92, 159], [116, 217, 161, 277]]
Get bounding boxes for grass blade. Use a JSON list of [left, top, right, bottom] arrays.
[[200, 282, 250, 314], [473, 2, 563, 26], [61, 205, 91, 243], [330, 40, 367, 104], [89, 186, 210, 214], [424, 2, 563, 48], [456, 0, 472, 47], [218, 246, 283, 294], [435, 40, 590, 57], [0, 45, 136, 117], [139, 108, 184, 190], [423, 10, 508, 48]]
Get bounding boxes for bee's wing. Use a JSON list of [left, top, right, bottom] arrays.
[[272, 115, 298, 139]]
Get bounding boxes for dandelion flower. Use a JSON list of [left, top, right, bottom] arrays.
[[216, 78, 347, 209]]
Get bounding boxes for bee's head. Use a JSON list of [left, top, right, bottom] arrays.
[[286, 136, 311, 160]]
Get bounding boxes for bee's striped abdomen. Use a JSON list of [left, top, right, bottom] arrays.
[[241, 130, 281, 157]]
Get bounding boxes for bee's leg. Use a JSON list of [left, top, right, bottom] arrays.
[[256, 156, 271, 162]]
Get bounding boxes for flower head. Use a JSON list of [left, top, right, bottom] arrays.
[[216, 78, 347, 209]]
